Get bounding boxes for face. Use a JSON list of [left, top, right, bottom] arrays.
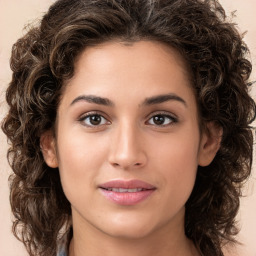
[[42, 41, 220, 240]]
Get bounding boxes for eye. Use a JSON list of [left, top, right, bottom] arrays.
[[79, 113, 109, 127], [147, 113, 177, 126]]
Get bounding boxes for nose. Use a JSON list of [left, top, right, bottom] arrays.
[[108, 122, 147, 170]]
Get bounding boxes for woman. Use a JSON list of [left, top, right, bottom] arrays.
[[1, 0, 255, 255]]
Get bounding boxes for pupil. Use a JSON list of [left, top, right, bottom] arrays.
[[154, 115, 164, 125], [90, 115, 101, 125]]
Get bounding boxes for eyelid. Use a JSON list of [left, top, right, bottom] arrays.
[[78, 111, 111, 127], [146, 111, 178, 126]]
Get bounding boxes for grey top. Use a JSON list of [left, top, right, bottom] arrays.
[[57, 230, 69, 256]]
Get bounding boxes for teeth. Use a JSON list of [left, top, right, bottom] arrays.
[[106, 188, 143, 192]]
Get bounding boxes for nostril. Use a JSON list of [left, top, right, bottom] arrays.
[[111, 161, 143, 169]]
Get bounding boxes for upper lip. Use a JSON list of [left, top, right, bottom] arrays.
[[99, 179, 156, 190]]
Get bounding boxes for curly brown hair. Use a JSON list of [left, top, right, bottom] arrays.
[[1, 0, 255, 255]]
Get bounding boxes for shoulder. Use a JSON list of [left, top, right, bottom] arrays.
[[57, 230, 71, 256]]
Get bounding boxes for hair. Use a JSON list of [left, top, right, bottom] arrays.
[[1, 0, 255, 255]]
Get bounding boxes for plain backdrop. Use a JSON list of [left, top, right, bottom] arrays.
[[0, 1, 255, 255]]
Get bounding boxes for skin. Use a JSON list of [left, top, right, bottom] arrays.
[[41, 40, 222, 256]]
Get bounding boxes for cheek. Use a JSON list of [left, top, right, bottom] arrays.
[[57, 130, 109, 168], [153, 126, 200, 167], [152, 128, 200, 194], [55, 132, 109, 200]]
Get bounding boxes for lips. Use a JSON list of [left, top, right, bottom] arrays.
[[104, 188, 144, 192], [98, 179, 156, 206]]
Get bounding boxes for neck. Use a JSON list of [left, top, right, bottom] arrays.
[[69, 235, 198, 256], [69, 210, 199, 256]]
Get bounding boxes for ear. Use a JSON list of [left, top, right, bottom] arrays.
[[198, 122, 223, 167], [40, 130, 58, 168]]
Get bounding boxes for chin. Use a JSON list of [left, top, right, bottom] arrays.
[[104, 226, 155, 240], [98, 213, 159, 240]]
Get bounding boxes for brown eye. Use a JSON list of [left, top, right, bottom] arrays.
[[152, 115, 165, 125], [80, 114, 109, 127], [89, 115, 102, 125], [147, 114, 177, 126]]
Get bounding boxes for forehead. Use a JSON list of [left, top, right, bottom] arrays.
[[73, 40, 191, 79], [61, 40, 195, 107]]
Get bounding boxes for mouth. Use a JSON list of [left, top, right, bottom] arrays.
[[98, 179, 156, 205], [101, 188, 148, 192]]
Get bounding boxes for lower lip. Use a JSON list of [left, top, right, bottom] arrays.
[[99, 189, 155, 206]]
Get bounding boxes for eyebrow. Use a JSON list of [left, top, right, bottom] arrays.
[[70, 95, 114, 107], [70, 93, 187, 108], [142, 93, 187, 107]]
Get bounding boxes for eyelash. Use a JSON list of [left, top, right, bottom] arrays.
[[78, 111, 110, 128], [78, 111, 178, 128], [146, 111, 178, 127]]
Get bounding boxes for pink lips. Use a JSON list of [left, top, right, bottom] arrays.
[[99, 179, 156, 206]]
